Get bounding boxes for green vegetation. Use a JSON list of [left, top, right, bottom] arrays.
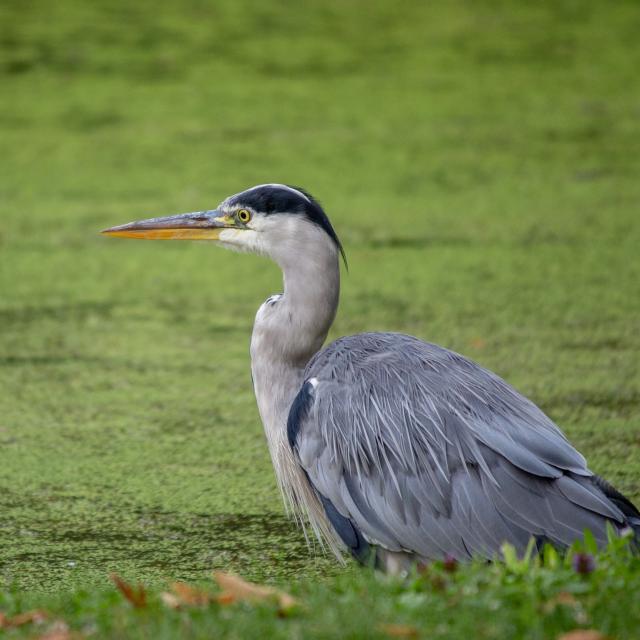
[[1, 538, 639, 639], [1, 0, 639, 636]]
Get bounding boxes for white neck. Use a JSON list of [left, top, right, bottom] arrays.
[[249, 226, 341, 550], [250, 232, 339, 454]]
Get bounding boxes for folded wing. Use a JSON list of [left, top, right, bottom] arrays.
[[289, 333, 628, 560]]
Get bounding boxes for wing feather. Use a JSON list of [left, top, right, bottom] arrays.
[[291, 333, 629, 561]]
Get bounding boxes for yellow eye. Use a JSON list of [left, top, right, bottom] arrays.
[[237, 209, 251, 223]]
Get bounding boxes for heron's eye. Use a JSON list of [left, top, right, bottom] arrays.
[[237, 209, 251, 224]]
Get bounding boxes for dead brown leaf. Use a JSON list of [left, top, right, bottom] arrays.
[[110, 573, 147, 609], [543, 591, 579, 613], [555, 592, 579, 606], [160, 591, 182, 610], [172, 581, 212, 606], [557, 630, 608, 640], [12, 610, 49, 626], [216, 592, 236, 605], [213, 572, 297, 612], [379, 623, 419, 638], [160, 582, 213, 609], [33, 632, 80, 640], [0, 609, 48, 628], [32, 620, 83, 640]]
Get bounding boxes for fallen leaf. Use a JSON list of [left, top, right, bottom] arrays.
[[216, 593, 236, 606], [12, 610, 49, 626], [160, 592, 182, 609], [160, 582, 213, 609], [557, 630, 608, 640], [379, 623, 419, 638], [213, 572, 297, 612], [33, 632, 80, 640], [110, 573, 147, 609], [555, 592, 579, 606], [172, 581, 212, 606], [544, 591, 579, 613], [0, 609, 48, 628], [32, 620, 83, 640]]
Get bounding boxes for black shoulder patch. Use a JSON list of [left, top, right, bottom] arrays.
[[287, 380, 315, 449], [288, 382, 373, 565], [318, 492, 371, 563]]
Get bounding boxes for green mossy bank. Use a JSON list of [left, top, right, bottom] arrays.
[[1, 541, 640, 639]]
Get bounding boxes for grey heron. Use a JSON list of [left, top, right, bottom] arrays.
[[103, 184, 639, 572]]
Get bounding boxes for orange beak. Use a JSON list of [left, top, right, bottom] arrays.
[[101, 210, 235, 240]]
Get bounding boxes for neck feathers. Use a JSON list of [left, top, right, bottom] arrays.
[[249, 227, 341, 552], [258, 222, 340, 369]]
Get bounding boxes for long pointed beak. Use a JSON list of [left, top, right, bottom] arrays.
[[101, 210, 235, 240]]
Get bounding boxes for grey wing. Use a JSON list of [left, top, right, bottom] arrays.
[[289, 333, 627, 561]]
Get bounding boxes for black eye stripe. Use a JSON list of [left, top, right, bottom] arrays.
[[224, 185, 347, 266]]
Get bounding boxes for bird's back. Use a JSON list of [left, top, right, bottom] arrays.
[[303, 332, 588, 481], [288, 332, 638, 565]]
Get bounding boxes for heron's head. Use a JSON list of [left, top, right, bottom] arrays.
[[102, 184, 346, 269]]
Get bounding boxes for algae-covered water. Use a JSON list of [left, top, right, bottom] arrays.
[[1, 0, 639, 592]]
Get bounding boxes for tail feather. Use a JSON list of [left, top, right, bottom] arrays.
[[592, 474, 640, 538]]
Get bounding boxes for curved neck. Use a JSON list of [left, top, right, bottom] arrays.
[[279, 248, 340, 367], [255, 226, 341, 369], [251, 240, 340, 395], [249, 236, 340, 512], [247, 228, 345, 553]]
